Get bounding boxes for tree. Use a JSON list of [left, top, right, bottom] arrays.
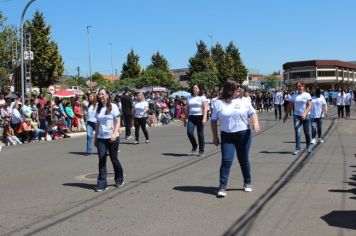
[[92, 72, 114, 90], [147, 51, 170, 72], [138, 68, 181, 90], [188, 71, 219, 92], [25, 11, 64, 89], [265, 75, 279, 89], [188, 40, 217, 78], [121, 49, 141, 79], [64, 76, 87, 88], [211, 42, 233, 88], [226, 41, 248, 84]]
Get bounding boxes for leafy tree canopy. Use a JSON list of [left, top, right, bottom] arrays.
[[121, 49, 141, 79], [188, 71, 219, 92]]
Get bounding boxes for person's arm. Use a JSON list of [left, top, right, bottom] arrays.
[[301, 100, 312, 120], [250, 114, 260, 133], [94, 122, 99, 147], [211, 121, 219, 146], [111, 116, 121, 142], [184, 103, 189, 127], [202, 101, 208, 124], [283, 102, 293, 122]]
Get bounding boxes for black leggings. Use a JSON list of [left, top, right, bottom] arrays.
[[134, 117, 149, 141], [337, 105, 344, 118]]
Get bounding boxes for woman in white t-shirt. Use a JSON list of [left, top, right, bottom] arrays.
[[310, 88, 327, 144], [336, 88, 345, 119], [133, 92, 149, 144], [283, 81, 313, 155], [211, 80, 260, 198], [184, 84, 208, 157], [344, 91, 352, 118], [94, 88, 123, 192], [85, 93, 97, 155]]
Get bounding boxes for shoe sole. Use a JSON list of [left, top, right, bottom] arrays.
[[217, 193, 226, 198], [95, 187, 108, 192]]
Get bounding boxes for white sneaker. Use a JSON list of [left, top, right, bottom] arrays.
[[145, 140, 150, 143], [243, 184, 252, 192], [293, 150, 300, 155], [134, 141, 139, 144], [311, 138, 316, 144], [126, 136, 134, 140], [318, 138, 324, 143], [217, 187, 226, 197]]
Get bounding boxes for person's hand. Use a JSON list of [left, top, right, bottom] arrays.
[[140, 112, 144, 116], [300, 114, 306, 121], [253, 122, 260, 134], [213, 136, 220, 146], [94, 138, 98, 147], [110, 133, 118, 143], [202, 118, 207, 125], [183, 120, 187, 127]]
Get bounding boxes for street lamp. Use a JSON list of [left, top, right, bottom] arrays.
[[86, 25, 92, 91], [20, 0, 36, 105], [109, 43, 113, 76], [208, 35, 213, 50]]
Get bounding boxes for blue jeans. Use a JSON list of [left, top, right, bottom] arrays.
[[33, 129, 45, 140], [311, 118, 323, 139], [220, 129, 252, 187], [187, 115, 204, 152], [86, 121, 96, 153], [96, 137, 123, 189], [293, 115, 311, 151]]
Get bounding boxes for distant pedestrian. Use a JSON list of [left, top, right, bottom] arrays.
[[344, 90, 352, 118], [310, 88, 327, 144], [94, 88, 124, 192], [336, 88, 345, 119], [133, 92, 150, 144], [211, 80, 260, 198], [121, 88, 134, 139], [283, 81, 313, 155], [184, 84, 208, 157], [274, 88, 283, 120], [85, 93, 97, 155]]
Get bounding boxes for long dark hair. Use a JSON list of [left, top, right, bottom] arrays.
[[189, 84, 203, 96], [221, 80, 239, 103], [88, 93, 97, 108], [96, 88, 112, 115], [315, 88, 321, 98]]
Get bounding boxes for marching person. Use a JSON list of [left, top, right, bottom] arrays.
[[211, 80, 260, 198], [85, 93, 97, 156], [310, 88, 327, 144], [274, 88, 283, 120], [133, 92, 150, 144], [94, 88, 124, 192], [283, 81, 313, 155], [336, 87, 345, 119], [184, 84, 208, 157], [121, 88, 134, 139]]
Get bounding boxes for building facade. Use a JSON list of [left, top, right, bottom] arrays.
[[283, 60, 356, 89]]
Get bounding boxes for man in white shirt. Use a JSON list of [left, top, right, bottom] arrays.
[[274, 88, 283, 120]]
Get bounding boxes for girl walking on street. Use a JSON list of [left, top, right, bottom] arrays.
[[85, 93, 97, 156], [133, 92, 150, 144], [310, 88, 327, 144], [94, 88, 124, 192], [184, 84, 208, 157], [211, 80, 260, 198]]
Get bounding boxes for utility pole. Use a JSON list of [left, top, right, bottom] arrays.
[[77, 66, 80, 79], [86, 25, 92, 91], [109, 43, 113, 76]]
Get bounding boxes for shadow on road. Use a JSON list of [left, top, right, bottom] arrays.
[[173, 186, 217, 195], [161, 153, 193, 157], [260, 151, 293, 154], [283, 141, 306, 144], [63, 183, 96, 190], [321, 211, 356, 230], [68, 151, 97, 156]]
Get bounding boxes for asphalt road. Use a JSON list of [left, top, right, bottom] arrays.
[[0, 108, 355, 236]]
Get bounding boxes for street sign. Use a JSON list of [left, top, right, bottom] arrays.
[[48, 85, 55, 94], [24, 51, 34, 60]]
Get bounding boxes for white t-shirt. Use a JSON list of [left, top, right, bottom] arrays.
[[0, 99, 5, 106], [187, 95, 207, 116], [310, 95, 327, 118], [95, 103, 120, 139], [134, 101, 149, 118], [211, 97, 256, 133], [284, 94, 291, 102], [274, 92, 283, 105], [87, 104, 97, 123], [11, 108, 22, 124], [291, 92, 312, 116], [344, 93, 352, 106], [336, 92, 345, 106]]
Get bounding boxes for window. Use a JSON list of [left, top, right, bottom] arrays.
[[317, 70, 336, 77], [290, 71, 315, 79], [179, 75, 188, 81]]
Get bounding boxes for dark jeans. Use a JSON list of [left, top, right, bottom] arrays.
[[134, 117, 149, 141], [345, 105, 350, 117], [219, 129, 252, 187], [293, 115, 311, 151], [96, 137, 123, 189], [187, 115, 205, 153], [274, 104, 282, 120], [123, 113, 133, 137], [337, 105, 344, 118], [311, 118, 323, 139]]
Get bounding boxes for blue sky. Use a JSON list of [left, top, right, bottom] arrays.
[[1, 0, 356, 76]]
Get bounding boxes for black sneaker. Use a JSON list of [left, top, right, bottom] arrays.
[[191, 148, 197, 154], [95, 187, 108, 192], [198, 152, 205, 158]]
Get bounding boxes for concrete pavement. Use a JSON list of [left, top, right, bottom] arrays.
[[0, 108, 355, 236]]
